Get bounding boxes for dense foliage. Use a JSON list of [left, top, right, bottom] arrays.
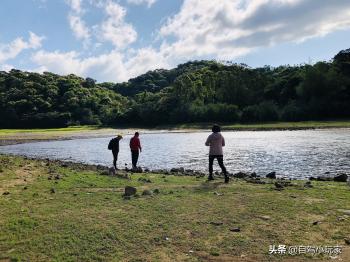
[[1, 49, 350, 128]]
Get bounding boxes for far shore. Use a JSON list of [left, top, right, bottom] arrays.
[[0, 120, 350, 146]]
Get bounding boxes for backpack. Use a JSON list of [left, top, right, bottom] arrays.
[[108, 139, 114, 150]]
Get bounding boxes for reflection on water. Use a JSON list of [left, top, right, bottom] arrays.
[[1, 129, 350, 179]]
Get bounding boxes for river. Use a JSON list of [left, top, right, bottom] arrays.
[[1, 129, 350, 179]]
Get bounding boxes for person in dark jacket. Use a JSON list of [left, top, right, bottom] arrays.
[[108, 135, 123, 169], [129, 132, 142, 169], [205, 125, 229, 183]]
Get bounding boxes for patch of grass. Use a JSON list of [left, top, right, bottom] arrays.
[[0, 155, 349, 261], [165, 120, 350, 130]]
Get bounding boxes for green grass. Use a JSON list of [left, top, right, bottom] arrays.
[[0, 155, 349, 261], [0, 125, 100, 135], [166, 120, 350, 130]]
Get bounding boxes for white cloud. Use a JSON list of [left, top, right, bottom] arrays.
[[127, 0, 157, 8], [66, 0, 91, 42], [30, 0, 350, 82], [69, 15, 91, 40], [159, 0, 350, 60], [0, 32, 44, 63], [66, 0, 83, 14], [31, 47, 167, 82], [96, 0, 137, 49]]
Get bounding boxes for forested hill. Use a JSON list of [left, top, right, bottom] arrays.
[[1, 49, 350, 128]]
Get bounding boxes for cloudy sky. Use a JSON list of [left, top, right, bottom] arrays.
[[1, 0, 350, 82]]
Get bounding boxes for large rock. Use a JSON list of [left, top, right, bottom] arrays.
[[316, 176, 333, 181], [233, 172, 248, 178], [266, 172, 276, 179], [124, 186, 137, 196], [170, 167, 184, 173], [334, 173, 348, 182]]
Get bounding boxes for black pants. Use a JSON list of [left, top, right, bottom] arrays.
[[131, 150, 139, 168], [209, 155, 227, 176], [112, 150, 119, 169]]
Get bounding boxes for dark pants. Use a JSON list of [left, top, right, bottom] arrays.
[[131, 150, 139, 168], [209, 155, 227, 177], [112, 150, 119, 169]]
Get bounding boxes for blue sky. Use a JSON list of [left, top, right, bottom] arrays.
[[1, 0, 350, 82]]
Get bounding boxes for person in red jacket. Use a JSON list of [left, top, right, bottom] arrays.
[[129, 132, 142, 169]]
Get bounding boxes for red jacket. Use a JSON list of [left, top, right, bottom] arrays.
[[130, 136, 141, 151]]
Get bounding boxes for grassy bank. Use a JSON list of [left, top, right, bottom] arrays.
[[164, 120, 350, 131], [0, 155, 349, 261]]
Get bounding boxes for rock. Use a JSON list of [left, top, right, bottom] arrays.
[[2, 191, 10, 195], [334, 173, 348, 182], [170, 167, 184, 173], [274, 182, 284, 189], [345, 238, 350, 245], [124, 186, 137, 196], [266, 172, 276, 179], [99, 171, 109, 176], [316, 176, 333, 181], [138, 177, 152, 183], [54, 174, 61, 180], [250, 172, 257, 178], [210, 221, 223, 226], [153, 188, 160, 194], [50, 188, 55, 194], [23, 186, 28, 190], [246, 178, 266, 184], [259, 215, 271, 221], [108, 167, 116, 176], [142, 189, 152, 196], [312, 221, 320, 225], [233, 172, 248, 178], [304, 181, 313, 188], [229, 227, 241, 232]]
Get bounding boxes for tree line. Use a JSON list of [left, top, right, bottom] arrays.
[[1, 48, 349, 128]]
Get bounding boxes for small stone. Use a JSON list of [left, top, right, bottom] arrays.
[[213, 191, 223, 196], [23, 186, 28, 190], [124, 186, 137, 196], [259, 215, 271, 220], [233, 172, 248, 178], [2, 191, 10, 195], [312, 221, 320, 225], [230, 227, 241, 232], [304, 181, 313, 188], [345, 238, 350, 245], [50, 188, 55, 194], [153, 188, 160, 194], [266, 172, 276, 179], [210, 221, 223, 226], [142, 189, 152, 196]]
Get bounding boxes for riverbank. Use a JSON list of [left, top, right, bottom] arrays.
[[1, 154, 349, 261], [161, 120, 350, 131], [1, 120, 350, 146]]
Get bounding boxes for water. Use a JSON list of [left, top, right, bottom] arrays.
[[1, 129, 350, 179]]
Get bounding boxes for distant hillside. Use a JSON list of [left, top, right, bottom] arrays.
[[0, 49, 350, 128]]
